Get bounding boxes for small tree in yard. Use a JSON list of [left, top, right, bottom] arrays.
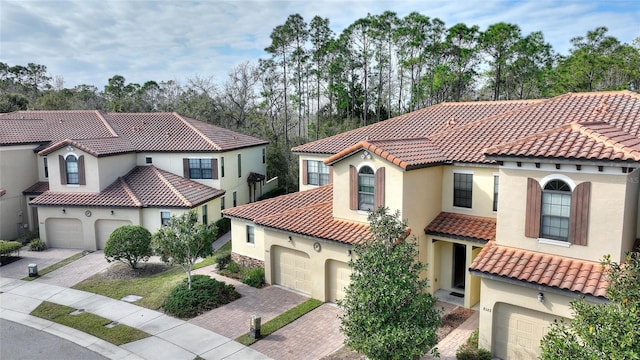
[[104, 225, 152, 269], [540, 252, 640, 359], [338, 207, 441, 360], [152, 210, 216, 289]]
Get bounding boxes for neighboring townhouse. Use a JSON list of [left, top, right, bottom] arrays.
[[0, 111, 272, 249], [223, 90, 640, 359]]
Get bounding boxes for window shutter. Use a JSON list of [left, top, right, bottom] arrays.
[[525, 178, 541, 238], [329, 166, 333, 184], [569, 181, 590, 245], [183, 158, 190, 178], [302, 160, 308, 185], [349, 165, 357, 210], [374, 167, 385, 208], [212, 158, 219, 179], [59, 155, 67, 185], [78, 155, 86, 185]]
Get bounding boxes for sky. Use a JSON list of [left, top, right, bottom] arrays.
[[1, 0, 639, 89]]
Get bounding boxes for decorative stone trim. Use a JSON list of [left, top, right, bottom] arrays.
[[231, 252, 264, 268]]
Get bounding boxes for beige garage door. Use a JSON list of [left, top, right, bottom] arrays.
[[494, 303, 563, 360], [326, 260, 351, 302], [273, 246, 311, 295], [95, 220, 132, 250], [45, 218, 84, 248]]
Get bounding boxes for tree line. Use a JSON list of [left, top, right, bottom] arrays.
[[1, 12, 638, 191]]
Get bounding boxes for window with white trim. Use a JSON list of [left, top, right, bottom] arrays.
[[358, 166, 375, 211], [161, 211, 171, 226], [541, 180, 571, 241], [453, 173, 473, 208], [307, 160, 330, 186], [66, 155, 79, 184], [246, 225, 255, 244], [493, 175, 499, 212]]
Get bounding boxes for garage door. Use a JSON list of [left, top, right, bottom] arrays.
[[493, 303, 563, 360], [272, 246, 311, 295], [326, 260, 351, 302], [45, 218, 84, 248], [95, 220, 132, 249]]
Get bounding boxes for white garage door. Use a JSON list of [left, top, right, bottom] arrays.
[[494, 303, 563, 360], [326, 260, 351, 302], [45, 218, 84, 248], [95, 220, 132, 250], [273, 246, 311, 295]]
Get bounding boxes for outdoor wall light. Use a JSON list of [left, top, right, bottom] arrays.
[[62, 208, 66, 214], [66, 145, 74, 152], [360, 151, 372, 160], [537, 292, 544, 303], [347, 249, 352, 257], [287, 236, 292, 242], [110, 210, 115, 215]]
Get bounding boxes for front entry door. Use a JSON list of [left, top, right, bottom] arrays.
[[452, 243, 466, 290]]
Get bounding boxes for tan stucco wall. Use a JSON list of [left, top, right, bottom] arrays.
[[97, 154, 137, 191], [230, 219, 266, 261], [477, 278, 575, 355], [496, 166, 636, 263], [38, 206, 141, 250], [441, 166, 499, 218], [263, 229, 352, 301], [0, 145, 39, 239]]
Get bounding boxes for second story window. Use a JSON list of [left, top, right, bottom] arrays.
[[307, 160, 330, 186], [66, 155, 79, 184], [358, 166, 375, 211], [262, 148, 266, 164], [541, 180, 571, 241], [44, 157, 49, 178], [453, 172, 473, 208], [189, 159, 213, 179], [221, 157, 225, 178], [233, 191, 237, 207], [237, 154, 242, 178], [161, 211, 171, 226], [493, 175, 499, 212]]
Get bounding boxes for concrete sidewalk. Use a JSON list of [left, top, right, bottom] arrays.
[[0, 276, 270, 360]]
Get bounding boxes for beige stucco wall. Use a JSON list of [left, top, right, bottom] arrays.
[[496, 166, 637, 263], [263, 229, 352, 301], [441, 165, 499, 218], [97, 154, 137, 191], [477, 277, 575, 355], [0, 145, 39, 239], [230, 218, 266, 262]]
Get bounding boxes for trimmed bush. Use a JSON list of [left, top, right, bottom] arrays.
[[227, 261, 240, 274], [104, 225, 152, 269], [215, 252, 232, 270], [242, 267, 265, 288], [456, 329, 492, 360], [162, 275, 241, 318], [18, 229, 40, 244], [0, 240, 22, 255], [29, 238, 47, 251]]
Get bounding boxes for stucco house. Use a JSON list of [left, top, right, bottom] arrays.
[[0, 110, 272, 250], [223, 90, 640, 359]]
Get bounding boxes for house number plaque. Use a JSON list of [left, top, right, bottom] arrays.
[[85, 210, 92, 217]]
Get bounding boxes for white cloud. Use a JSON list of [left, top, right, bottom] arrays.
[[1, 0, 638, 89]]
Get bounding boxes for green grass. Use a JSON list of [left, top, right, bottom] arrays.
[[236, 298, 323, 346], [22, 252, 85, 281], [193, 254, 217, 270], [73, 266, 185, 310], [31, 301, 149, 345]]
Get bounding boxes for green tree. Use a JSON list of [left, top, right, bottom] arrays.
[[339, 207, 441, 360], [152, 210, 216, 289], [104, 225, 152, 269], [540, 252, 640, 359], [479, 22, 522, 100]]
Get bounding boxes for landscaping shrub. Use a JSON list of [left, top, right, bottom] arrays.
[[227, 261, 240, 274], [0, 240, 22, 255], [17, 229, 39, 244], [242, 267, 265, 288], [214, 218, 231, 237], [104, 225, 152, 269], [215, 252, 232, 270], [162, 275, 240, 318], [456, 329, 492, 360], [29, 238, 47, 251]]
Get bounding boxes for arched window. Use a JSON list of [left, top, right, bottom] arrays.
[[358, 166, 375, 211], [66, 155, 79, 184], [540, 179, 571, 241]]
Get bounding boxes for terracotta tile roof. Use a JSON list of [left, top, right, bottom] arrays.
[[23, 182, 49, 195], [29, 166, 224, 208], [469, 242, 609, 298], [325, 138, 446, 169], [425, 212, 496, 241], [0, 188, 5, 197], [295, 91, 640, 166], [39, 137, 137, 157], [485, 122, 640, 161], [292, 100, 540, 155], [223, 185, 373, 245], [0, 111, 267, 153]]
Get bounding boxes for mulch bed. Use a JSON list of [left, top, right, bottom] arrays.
[[99, 262, 172, 280]]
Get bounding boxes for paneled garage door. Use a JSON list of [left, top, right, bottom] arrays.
[[272, 246, 311, 295], [95, 220, 132, 250], [493, 303, 563, 360], [45, 218, 84, 248], [326, 260, 351, 302]]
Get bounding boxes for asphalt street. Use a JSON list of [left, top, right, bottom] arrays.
[[0, 319, 107, 360]]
